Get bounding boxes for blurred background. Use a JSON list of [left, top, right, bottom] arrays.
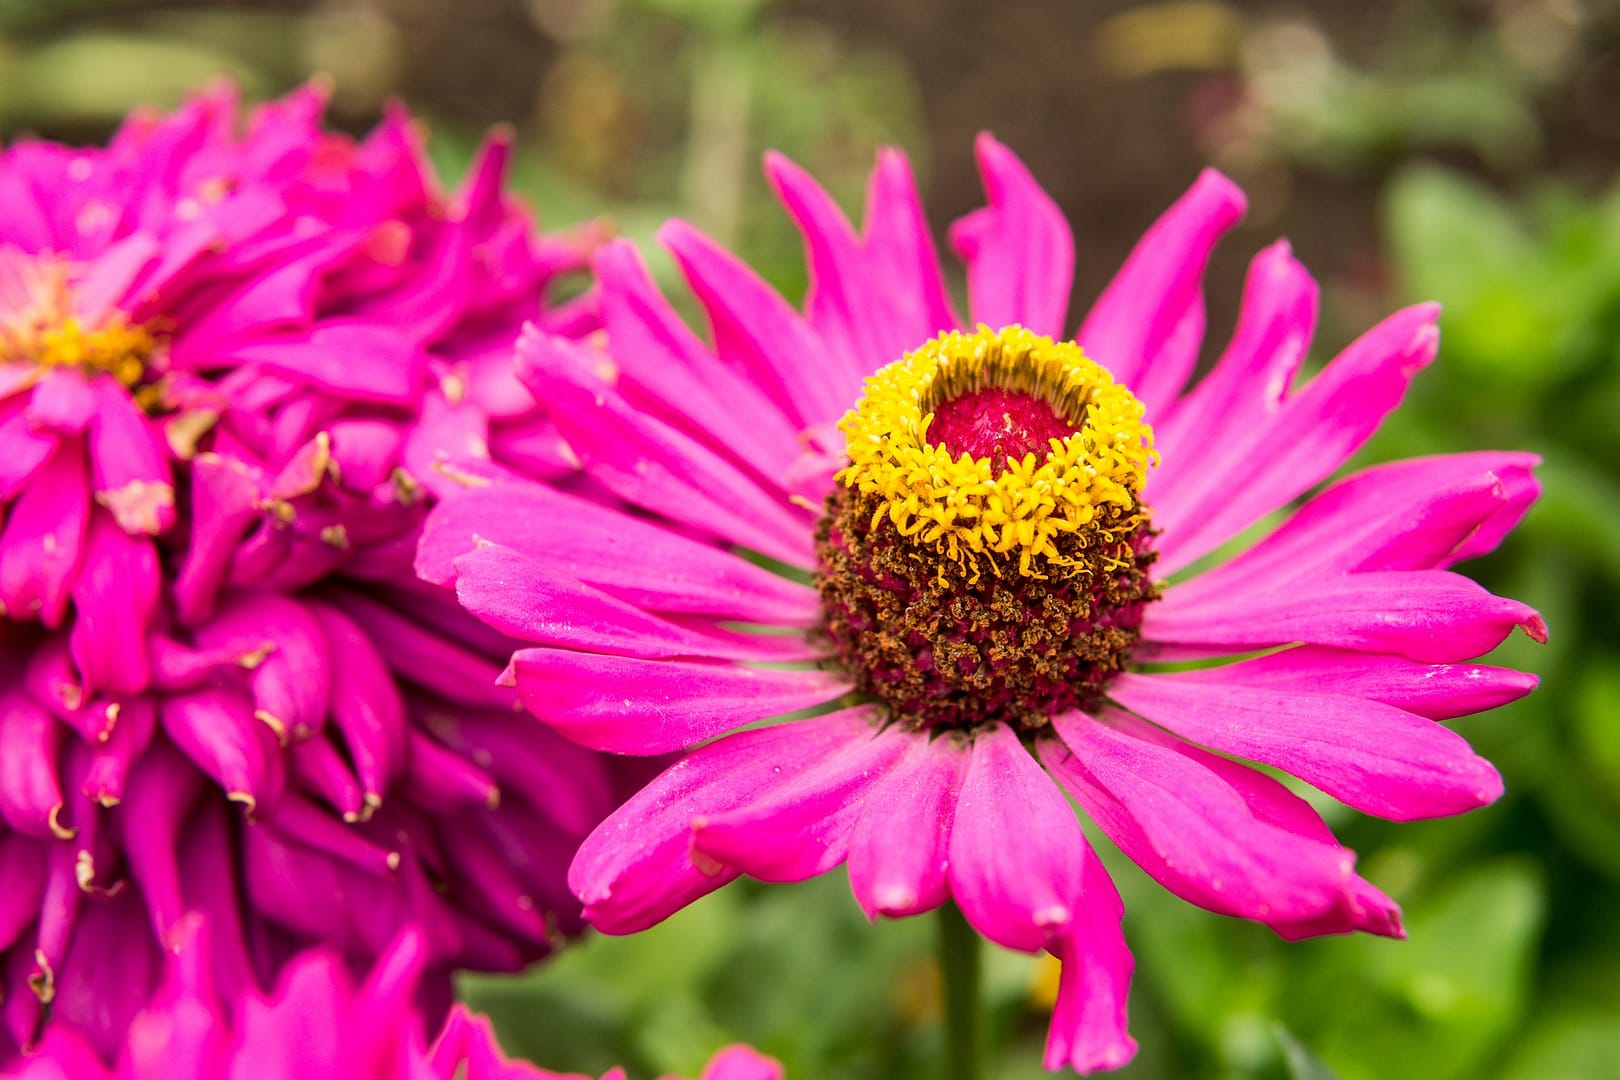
[[5, 0, 1619, 1076]]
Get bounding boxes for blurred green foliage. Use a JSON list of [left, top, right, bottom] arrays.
[[6, 1, 1620, 1077]]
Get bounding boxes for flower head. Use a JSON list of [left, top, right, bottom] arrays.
[[0, 918, 781, 1080], [0, 84, 614, 1060], [429, 135, 1544, 1073]]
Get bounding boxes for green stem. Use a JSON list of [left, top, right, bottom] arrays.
[[938, 901, 983, 1080]]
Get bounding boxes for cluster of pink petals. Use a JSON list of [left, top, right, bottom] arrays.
[[425, 134, 1545, 1072], [1, 84, 617, 1060], [2, 919, 780, 1080]]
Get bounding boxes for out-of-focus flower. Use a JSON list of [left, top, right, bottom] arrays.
[[1, 919, 782, 1080], [0, 83, 613, 1060], [424, 134, 1544, 1072]]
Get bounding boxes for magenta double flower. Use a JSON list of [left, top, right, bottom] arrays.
[[425, 135, 1543, 1071], [0, 84, 618, 1059]]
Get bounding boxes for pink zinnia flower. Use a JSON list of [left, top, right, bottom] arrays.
[[425, 134, 1545, 1072], [1, 84, 613, 1059], [2, 918, 781, 1080]]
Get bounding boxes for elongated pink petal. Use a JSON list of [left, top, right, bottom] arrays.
[[1044, 710, 1374, 928], [861, 147, 960, 341], [332, 589, 515, 711], [690, 710, 903, 882], [1153, 239, 1316, 464], [1042, 843, 1137, 1074], [947, 723, 1085, 952], [160, 687, 286, 814], [1182, 646, 1537, 721], [660, 218, 859, 428], [25, 370, 96, 434], [305, 601, 409, 807], [949, 133, 1073, 337], [1079, 169, 1245, 414], [0, 400, 57, 500], [1169, 453, 1542, 612], [697, 1045, 786, 1080], [85, 376, 175, 535], [81, 694, 157, 806], [766, 151, 920, 375], [69, 513, 160, 696], [1109, 671, 1504, 820], [228, 322, 425, 405], [0, 443, 89, 627], [1152, 303, 1441, 575], [0, 694, 65, 839], [507, 649, 851, 754], [846, 730, 966, 919], [455, 541, 818, 663], [172, 453, 264, 627], [594, 239, 803, 477], [0, 834, 47, 954], [193, 592, 331, 743], [515, 328, 815, 566], [120, 740, 205, 939], [569, 713, 873, 934], [419, 481, 820, 627], [1146, 568, 1545, 663]]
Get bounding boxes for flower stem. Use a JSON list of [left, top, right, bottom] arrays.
[[938, 901, 983, 1080]]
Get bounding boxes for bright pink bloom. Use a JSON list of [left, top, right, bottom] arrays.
[[1, 919, 781, 1080], [0, 84, 614, 1060], [427, 133, 1544, 1073]]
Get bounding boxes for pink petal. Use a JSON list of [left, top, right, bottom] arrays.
[[506, 649, 851, 754], [455, 541, 819, 664], [947, 723, 1085, 952], [0, 693, 63, 838], [1108, 671, 1504, 820], [0, 834, 47, 954], [1145, 568, 1546, 664], [594, 239, 803, 477], [1167, 453, 1542, 609], [172, 452, 264, 628], [1044, 710, 1379, 929], [690, 709, 904, 882], [0, 443, 89, 627], [861, 147, 960, 341], [765, 151, 920, 375], [659, 218, 858, 428], [85, 376, 175, 535], [160, 687, 286, 813], [1042, 846, 1138, 1074], [25, 370, 97, 434], [418, 481, 820, 627], [1153, 240, 1316, 467], [1178, 647, 1536, 726], [697, 1044, 786, 1080], [846, 730, 967, 920], [948, 133, 1073, 338], [81, 694, 157, 806], [304, 601, 409, 806], [0, 399, 57, 500], [121, 740, 205, 939], [69, 513, 160, 697], [1152, 303, 1442, 575], [330, 589, 514, 711], [515, 328, 815, 567], [228, 322, 425, 405], [569, 713, 874, 934], [1077, 169, 1245, 413], [192, 592, 332, 743]]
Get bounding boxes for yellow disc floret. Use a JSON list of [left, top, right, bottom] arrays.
[[0, 257, 157, 389], [835, 324, 1156, 578]]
